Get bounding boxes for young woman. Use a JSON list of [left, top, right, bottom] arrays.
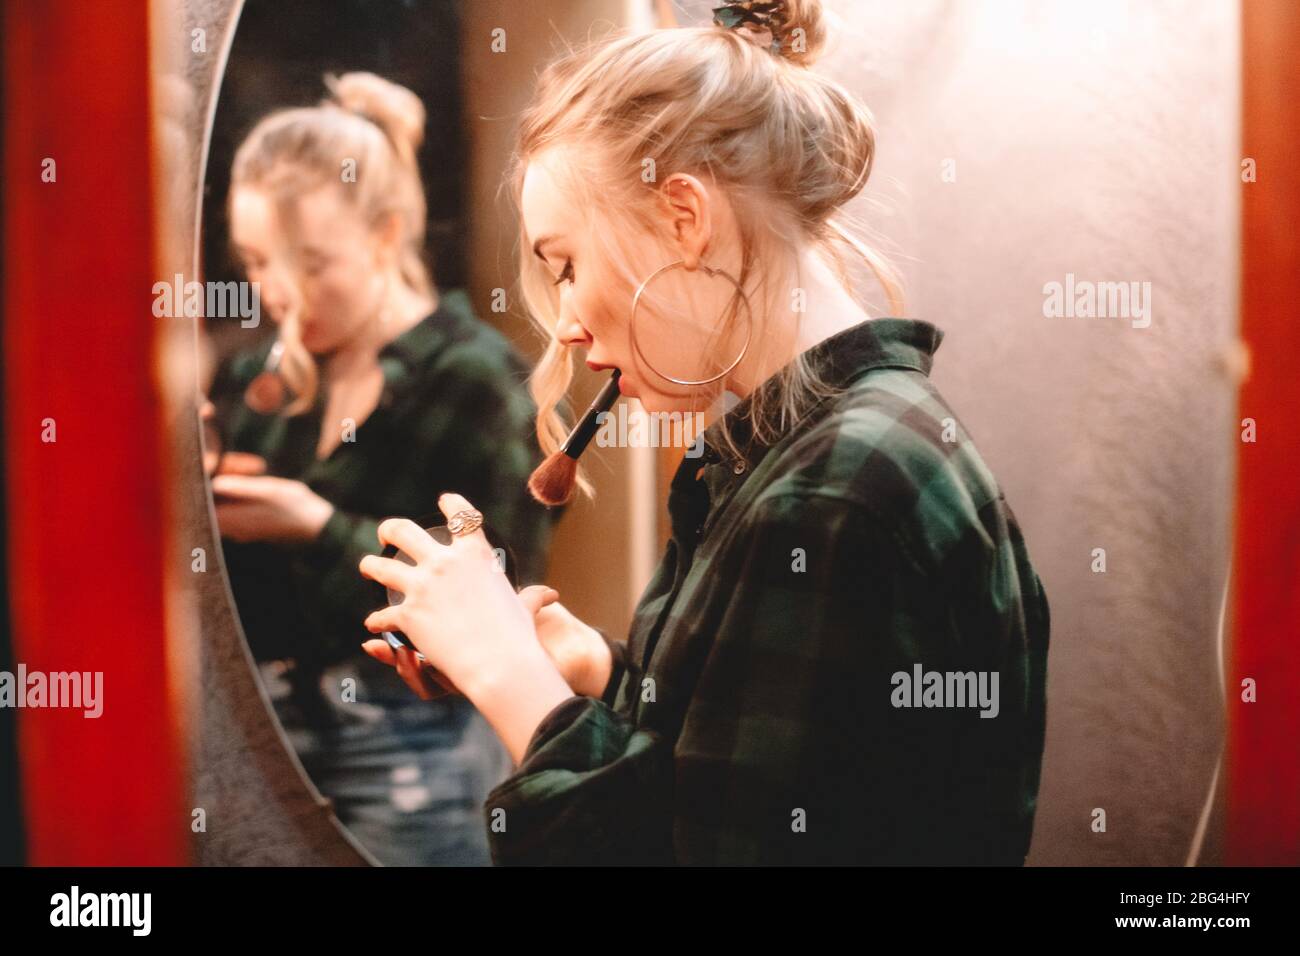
[[361, 0, 1051, 865], [206, 72, 552, 865]]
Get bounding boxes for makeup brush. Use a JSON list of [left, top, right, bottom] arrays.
[[528, 369, 621, 506]]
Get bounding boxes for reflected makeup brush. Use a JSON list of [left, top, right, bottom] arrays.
[[243, 338, 289, 414], [528, 369, 621, 506]]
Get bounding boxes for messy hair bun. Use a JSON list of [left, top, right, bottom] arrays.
[[325, 71, 426, 169], [712, 0, 828, 68]]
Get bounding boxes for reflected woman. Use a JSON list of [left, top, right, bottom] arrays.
[[361, 0, 1050, 865], [206, 73, 551, 865]]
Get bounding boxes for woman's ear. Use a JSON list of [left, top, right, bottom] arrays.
[[659, 174, 712, 270], [371, 210, 404, 269]]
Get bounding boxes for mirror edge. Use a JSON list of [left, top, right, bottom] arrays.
[[155, 0, 377, 866]]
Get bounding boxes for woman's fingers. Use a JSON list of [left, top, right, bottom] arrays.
[[361, 638, 397, 665], [376, 517, 439, 564], [437, 492, 492, 553], [396, 646, 458, 699], [210, 474, 264, 499], [518, 584, 561, 616], [358, 554, 420, 596], [211, 473, 289, 499], [417, 663, 459, 697], [363, 605, 407, 634], [391, 645, 437, 700], [362, 639, 454, 697], [216, 451, 268, 476]]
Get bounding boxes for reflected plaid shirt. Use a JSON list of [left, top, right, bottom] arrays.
[[211, 290, 554, 669], [485, 318, 1051, 866]]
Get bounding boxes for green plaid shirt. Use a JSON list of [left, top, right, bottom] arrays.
[[210, 290, 554, 669], [485, 318, 1051, 865]]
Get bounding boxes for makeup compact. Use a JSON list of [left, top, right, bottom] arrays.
[[371, 513, 521, 653]]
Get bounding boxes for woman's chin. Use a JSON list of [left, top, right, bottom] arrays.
[[636, 392, 698, 417], [302, 331, 333, 356]]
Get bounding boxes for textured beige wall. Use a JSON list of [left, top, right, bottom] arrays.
[[810, 0, 1239, 865]]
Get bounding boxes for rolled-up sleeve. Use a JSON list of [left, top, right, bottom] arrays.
[[483, 695, 675, 865]]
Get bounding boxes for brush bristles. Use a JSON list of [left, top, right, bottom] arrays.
[[528, 450, 578, 506]]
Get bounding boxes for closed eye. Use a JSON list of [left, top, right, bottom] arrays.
[[552, 260, 574, 286]]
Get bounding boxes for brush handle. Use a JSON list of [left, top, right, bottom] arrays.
[[560, 369, 621, 459]]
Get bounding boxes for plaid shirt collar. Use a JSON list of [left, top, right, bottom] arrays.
[[697, 317, 947, 477], [374, 289, 477, 409]]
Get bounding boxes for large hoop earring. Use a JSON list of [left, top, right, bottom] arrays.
[[629, 259, 753, 387]]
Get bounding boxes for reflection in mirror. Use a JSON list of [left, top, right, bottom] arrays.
[[197, 0, 555, 866]]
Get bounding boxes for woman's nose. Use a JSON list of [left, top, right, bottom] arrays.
[[554, 297, 591, 349], [255, 267, 293, 321]]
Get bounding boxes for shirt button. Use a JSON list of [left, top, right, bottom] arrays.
[[733, 460, 747, 475]]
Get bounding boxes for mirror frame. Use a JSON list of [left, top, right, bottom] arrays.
[[163, 0, 376, 866]]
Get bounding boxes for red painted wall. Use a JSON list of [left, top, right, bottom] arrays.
[[2, 0, 188, 865], [1229, 0, 1300, 866]]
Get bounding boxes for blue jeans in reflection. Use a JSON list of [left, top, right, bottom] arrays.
[[260, 655, 513, 866]]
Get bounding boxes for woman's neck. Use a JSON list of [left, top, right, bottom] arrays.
[[724, 246, 874, 402], [321, 281, 437, 382]]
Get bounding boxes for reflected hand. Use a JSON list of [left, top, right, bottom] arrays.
[[214, 452, 268, 476], [212, 474, 334, 544]]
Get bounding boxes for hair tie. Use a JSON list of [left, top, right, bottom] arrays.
[[711, 1, 786, 57]]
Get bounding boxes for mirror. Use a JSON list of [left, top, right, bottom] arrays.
[[178, 0, 656, 867], [195, 0, 558, 866]]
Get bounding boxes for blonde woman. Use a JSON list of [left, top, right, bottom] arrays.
[[362, 0, 1050, 865], [207, 73, 551, 865]]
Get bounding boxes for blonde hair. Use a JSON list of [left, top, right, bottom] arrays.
[[510, 0, 904, 496], [230, 72, 432, 413]]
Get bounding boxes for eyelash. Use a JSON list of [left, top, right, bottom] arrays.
[[552, 261, 574, 286]]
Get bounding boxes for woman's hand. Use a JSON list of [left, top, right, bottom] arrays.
[[524, 590, 614, 699], [214, 451, 270, 476], [357, 639, 461, 701], [357, 493, 576, 764], [211, 473, 335, 544], [362, 585, 613, 700], [361, 585, 561, 700]]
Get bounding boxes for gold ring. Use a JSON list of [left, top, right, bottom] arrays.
[[446, 509, 484, 536]]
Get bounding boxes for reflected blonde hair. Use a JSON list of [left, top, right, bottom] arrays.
[[230, 72, 433, 413], [509, 0, 904, 496]]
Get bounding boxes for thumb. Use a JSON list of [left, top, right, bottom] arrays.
[[517, 584, 560, 616], [218, 451, 268, 476]]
